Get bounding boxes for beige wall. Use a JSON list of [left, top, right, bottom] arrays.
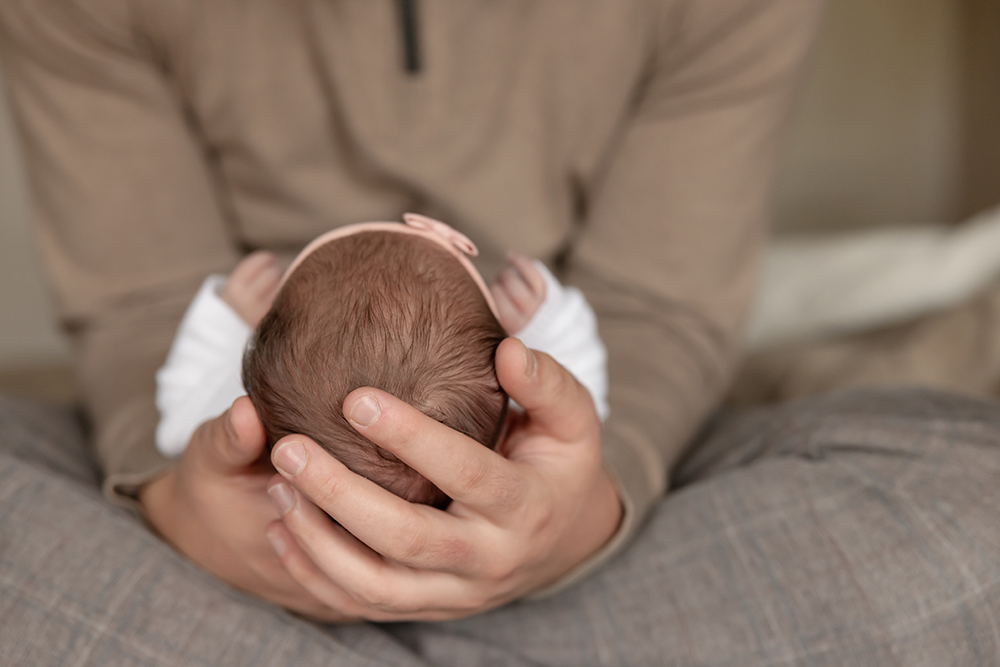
[[0, 0, 988, 370], [959, 0, 1000, 218], [773, 0, 965, 231]]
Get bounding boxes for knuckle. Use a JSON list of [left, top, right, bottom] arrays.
[[454, 457, 493, 496], [218, 411, 238, 449], [429, 534, 474, 570], [350, 580, 417, 616], [393, 518, 429, 562], [530, 503, 555, 534], [513, 498, 554, 541], [350, 580, 392, 610], [310, 470, 344, 511], [488, 471, 526, 513], [392, 413, 423, 445], [454, 588, 494, 615], [188, 419, 212, 451], [481, 552, 520, 583], [546, 357, 575, 395], [455, 462, 524, 512], [190, 414, 232, 464], [393, 517, 475, 570]]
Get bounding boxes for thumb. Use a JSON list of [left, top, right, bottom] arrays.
[[191, 395, 268, 474], [496, 337, 598, 441]]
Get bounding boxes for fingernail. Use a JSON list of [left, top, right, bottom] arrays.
[[267, 483, 296, 516], [523, 343, 537, 378], [266, 529, 287, 556], [349, 394, 381, 427], [273, 441, 306, 475]]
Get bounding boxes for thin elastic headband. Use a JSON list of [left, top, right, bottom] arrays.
[[280, 213, 500, 320]]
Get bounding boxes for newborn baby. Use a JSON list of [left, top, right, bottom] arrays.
[[156, 214, 607, 507]]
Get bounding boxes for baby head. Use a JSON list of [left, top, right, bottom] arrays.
[[242, 220, 507, 508]]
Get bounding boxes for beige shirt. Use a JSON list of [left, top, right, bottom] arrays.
[[0, 0, 822, 590]]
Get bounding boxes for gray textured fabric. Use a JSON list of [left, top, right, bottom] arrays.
[[3, 389, 1000, 665]]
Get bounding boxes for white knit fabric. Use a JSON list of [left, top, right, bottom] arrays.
[[155, 276, 252, 457], [514, 261, 609, 421], [155, 263, 608, 458]]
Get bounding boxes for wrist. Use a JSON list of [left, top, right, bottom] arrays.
[[137, 468, 180, 544], [577, 465, 623, 567], [529, 466, 623, 599], [597, 466, 625, 542]]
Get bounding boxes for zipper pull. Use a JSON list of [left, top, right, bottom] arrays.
[[397, 0, 421, 74]]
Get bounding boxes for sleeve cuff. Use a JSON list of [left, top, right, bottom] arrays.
[[97, 394, 176, 511]]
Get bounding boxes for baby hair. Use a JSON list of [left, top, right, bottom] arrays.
[[243, 231, 507, 508]]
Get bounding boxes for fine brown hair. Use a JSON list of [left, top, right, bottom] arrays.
[[243, 231, 507, 508]]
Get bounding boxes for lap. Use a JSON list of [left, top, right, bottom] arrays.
[[417, 388, 1000, 666], [0, 395, 413, 666], [0, 394, 98, 485], [3, 389, 999, 666]]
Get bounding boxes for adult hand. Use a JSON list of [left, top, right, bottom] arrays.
[[264, 337, 623, 621], [139, 397, 351, 621]]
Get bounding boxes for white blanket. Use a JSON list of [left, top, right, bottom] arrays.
[[746, 205, 1000, 350]]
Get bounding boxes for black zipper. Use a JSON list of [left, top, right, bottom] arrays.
[[397, 0, 421, 74]]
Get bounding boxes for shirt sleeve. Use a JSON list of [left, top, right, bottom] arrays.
[[540, 0, 826, 594], [0, 0, 239, 508]]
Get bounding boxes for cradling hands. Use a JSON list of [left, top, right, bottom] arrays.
[[264, 337, 623, 621], [139, 397, 354, 621]]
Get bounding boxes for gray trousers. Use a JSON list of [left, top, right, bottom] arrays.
[[2, 389, 999, 666]]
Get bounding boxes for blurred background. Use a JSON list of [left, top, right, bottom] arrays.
[[1, 0, 998, 402]]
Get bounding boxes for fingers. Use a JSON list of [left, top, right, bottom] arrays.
[[268, 517, 478, 621], [490, 285, 526, 335], [244, 253, 282, 301], [506, 252, 546, 297], [223, 251, 282, 325], [265, 474, 481, 619], [269, 434, 483, 570], [495, 338, 597, 442], [490, 254, 546, 334], [263, 520, 367, 621], [225, 251, 280, 304], [341, 389, 526, 517], [230, 250, 281, 288], [192, 396, 269, 474], [495, 265, 536, 313]]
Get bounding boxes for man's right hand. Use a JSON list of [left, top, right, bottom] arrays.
[[138, 396, 351, 621]]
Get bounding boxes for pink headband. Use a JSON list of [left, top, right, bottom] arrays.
[[281, 213, 500, 320]]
